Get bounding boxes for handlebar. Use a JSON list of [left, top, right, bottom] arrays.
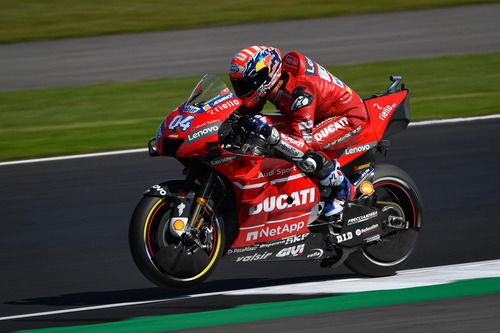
[[148, 137, 158, 156], [218, 112, 273, 157]]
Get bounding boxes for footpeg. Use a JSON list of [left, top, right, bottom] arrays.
[[386, 216, 407, 229]]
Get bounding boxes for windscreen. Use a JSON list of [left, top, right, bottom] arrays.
[[181, 74, 234, 114]]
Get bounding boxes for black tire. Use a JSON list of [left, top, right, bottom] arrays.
[[129, 181, 224, 288], [344, 164, 423, 276]]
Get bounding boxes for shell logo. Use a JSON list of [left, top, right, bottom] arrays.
[[173, 219, 186, 231]]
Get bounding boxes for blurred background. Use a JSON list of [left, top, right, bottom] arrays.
[[1, 0, 499, 162]]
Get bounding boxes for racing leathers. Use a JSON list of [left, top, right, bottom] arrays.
[[244, 52, 368, 220]]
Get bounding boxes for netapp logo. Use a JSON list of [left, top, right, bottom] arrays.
[[246, 222, 305, 242]]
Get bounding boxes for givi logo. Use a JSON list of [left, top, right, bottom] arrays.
[[276, 244, 305, 257]]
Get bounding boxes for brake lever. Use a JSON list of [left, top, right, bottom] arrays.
[[240, 130, 254, 153]]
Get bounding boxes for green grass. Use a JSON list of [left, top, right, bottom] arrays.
[[1, 52, 499, 161], [1, 0, 499, 43]]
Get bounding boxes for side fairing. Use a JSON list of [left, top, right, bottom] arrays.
[[212, 155, 319, 248]]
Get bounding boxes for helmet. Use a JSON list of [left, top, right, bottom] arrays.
[[229, 46, 282, 108]]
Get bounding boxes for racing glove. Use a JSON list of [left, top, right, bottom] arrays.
[[246, 115, 281, 145]]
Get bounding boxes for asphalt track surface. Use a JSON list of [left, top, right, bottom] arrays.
[[2, 3, 500, 91], [180, 294, 500, 333], [1, 118, 500, 332]]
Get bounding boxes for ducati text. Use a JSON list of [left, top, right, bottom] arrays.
[[249, 188, 315, 215], [314, 117, 349, 141]]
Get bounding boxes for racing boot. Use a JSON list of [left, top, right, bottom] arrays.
[[319, 164, 356, 222]]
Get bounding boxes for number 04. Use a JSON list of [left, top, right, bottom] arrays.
[[168, 115, 195, 132]]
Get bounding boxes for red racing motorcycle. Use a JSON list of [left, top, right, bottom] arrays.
[[129, 74, 423, 288]]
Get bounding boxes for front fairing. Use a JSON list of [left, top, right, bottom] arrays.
[[154, 75, 242, 157]]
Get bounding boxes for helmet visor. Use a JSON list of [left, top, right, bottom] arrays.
[[230, 68, 269, 98]]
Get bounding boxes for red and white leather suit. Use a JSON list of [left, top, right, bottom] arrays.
[[274, 52, 367, 158], [241, 51, 368, 171]]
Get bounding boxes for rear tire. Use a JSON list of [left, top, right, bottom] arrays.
[[344, 164, 423, 276], [129, 182, 224, 288]]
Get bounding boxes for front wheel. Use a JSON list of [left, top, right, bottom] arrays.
[[344, 164, 423, 276], [129, 182, 224, 288]]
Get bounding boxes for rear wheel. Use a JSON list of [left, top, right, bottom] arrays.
[[129, 182, 224, 288], [344, 164, 423, 276]]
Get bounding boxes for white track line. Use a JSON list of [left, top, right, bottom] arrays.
[[1, 259, 500, 321], [409, 113, 500, 126], [0, 300, 168, 321], [0, 293, 220, 322], [0, 148, 147, 166], [1, 114, 499, 167]]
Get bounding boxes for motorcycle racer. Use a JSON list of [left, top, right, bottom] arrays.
[[229, 46, 368, 221]]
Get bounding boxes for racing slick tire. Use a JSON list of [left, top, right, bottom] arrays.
[[344, 164, 423, 276]]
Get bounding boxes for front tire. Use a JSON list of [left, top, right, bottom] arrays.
[[344, 164, 423, 276], [129, 184, 224, 288]]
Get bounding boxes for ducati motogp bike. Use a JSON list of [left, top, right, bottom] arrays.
[[129, 74, 423, 288]]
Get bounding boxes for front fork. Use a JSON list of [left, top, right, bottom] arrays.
[[186, 169, 216, 228], [167, 168, 217, 249]]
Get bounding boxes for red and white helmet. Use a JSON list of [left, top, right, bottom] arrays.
[[229, 46, 282, 108]]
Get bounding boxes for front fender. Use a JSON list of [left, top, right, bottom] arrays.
[[144, 175, 238, 251], [143, 179, 196, 198]]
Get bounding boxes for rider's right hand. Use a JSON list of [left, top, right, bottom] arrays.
[[247, 115, 271, 136], [246, 114, 281, 146]]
